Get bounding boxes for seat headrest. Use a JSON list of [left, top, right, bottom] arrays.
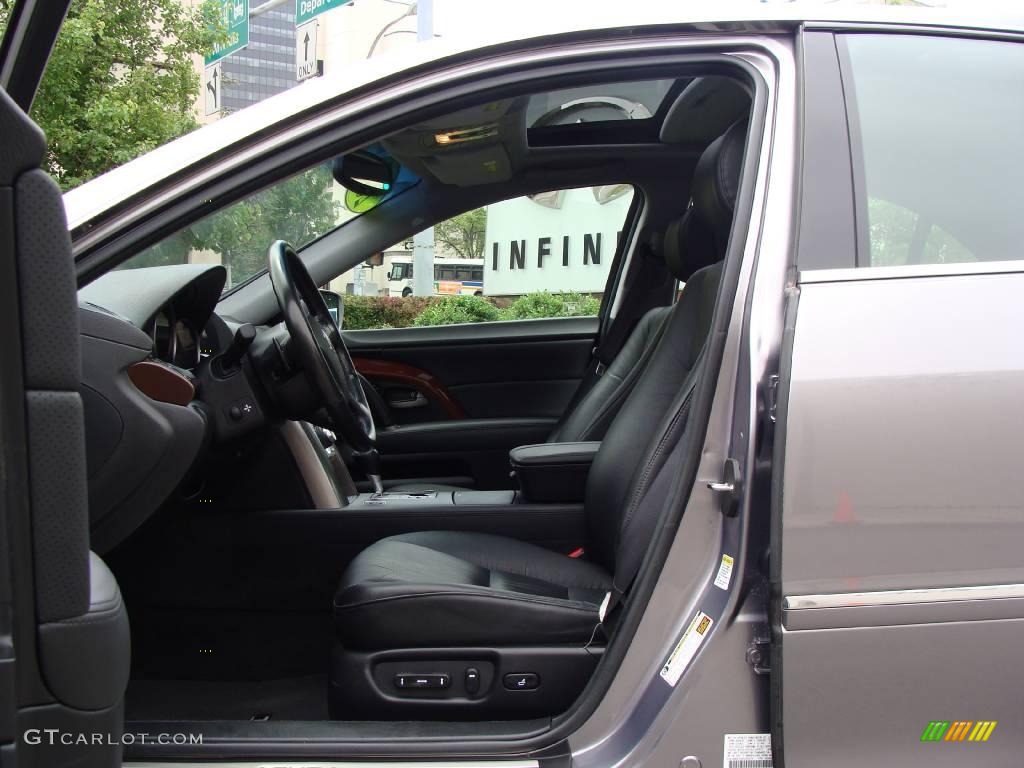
[[664, 119, 747, 281]]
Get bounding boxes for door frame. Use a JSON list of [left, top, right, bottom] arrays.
[[10, 16, 795, 763]]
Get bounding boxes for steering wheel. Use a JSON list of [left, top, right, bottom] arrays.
[[268, 240, 376, 454]]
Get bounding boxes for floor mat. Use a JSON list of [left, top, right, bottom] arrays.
[[126, 674, 328, 721]]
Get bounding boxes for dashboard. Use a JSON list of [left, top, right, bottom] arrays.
[[76, 263, 232, 551], [152, 309, 202, 369], [80, 263, 232, 369]]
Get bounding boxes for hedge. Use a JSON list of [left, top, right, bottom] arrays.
[[341, 291, 599, 330]]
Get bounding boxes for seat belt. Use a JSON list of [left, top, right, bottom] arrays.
[[593, 239, 675, 375]]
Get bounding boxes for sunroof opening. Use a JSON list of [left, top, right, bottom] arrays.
[[526, 78, 677, 128]]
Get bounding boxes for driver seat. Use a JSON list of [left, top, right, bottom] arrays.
[[330, 121, 746, 718]]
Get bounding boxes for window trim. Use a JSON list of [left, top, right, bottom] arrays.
[[795, 30, 858, 272], [834, 33, 871, 269], [799, 258, 1024, 285]]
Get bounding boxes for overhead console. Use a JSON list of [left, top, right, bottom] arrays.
[[383, 98, 529, 186]]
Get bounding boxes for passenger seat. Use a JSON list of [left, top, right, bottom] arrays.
[[330, 120, 747, 718]]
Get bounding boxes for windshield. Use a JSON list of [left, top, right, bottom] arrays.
[[117, 160, 414, 291]]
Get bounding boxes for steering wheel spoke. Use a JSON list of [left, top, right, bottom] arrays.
[[268, 240, 376, 453]]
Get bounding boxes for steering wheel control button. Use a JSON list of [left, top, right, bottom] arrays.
[[464, 667, 481, 695], [503, 672, 539, 691], [394, 673, 449, 690]]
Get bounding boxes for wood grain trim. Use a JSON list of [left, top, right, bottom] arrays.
[[128, 361, 195, 406], [352, 357, 465, 419]]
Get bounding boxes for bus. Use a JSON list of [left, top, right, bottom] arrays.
[[386, 257, 484, 297]]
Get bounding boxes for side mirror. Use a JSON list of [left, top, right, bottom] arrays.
[[386, 270, 393, 280], [319, 289, 343, 327], [332, 151, 396, 197]]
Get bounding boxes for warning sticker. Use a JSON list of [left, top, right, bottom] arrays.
[[659, 611, 713, 686], [724, 733, 772, 768], [713, 553, 735, 590]]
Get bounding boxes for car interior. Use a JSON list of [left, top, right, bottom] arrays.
[[6, 63, 754, 735]]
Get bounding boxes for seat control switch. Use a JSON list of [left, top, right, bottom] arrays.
[[503, 672, 539, 691], [394, 673, 449, 690], [465, 667, 480, 695]]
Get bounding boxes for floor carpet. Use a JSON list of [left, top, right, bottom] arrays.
[[125, 674, 328, 721]]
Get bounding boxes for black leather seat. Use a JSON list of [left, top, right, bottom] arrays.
[[334, 121, 746, 661], [387, 303, 673, 493]]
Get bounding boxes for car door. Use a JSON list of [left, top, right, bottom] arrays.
[[341, 187, 643, 489], [775, 28, 1024, 768], [1, 4, 129, 768]]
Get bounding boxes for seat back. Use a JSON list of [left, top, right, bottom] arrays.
[[583, 120, 747, 576], [548, 303, 672, 443], [0, 86, 129, 767]]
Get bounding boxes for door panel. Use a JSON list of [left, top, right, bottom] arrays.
[[344, 316, 597, 487], [777, 272, 1024, 767]]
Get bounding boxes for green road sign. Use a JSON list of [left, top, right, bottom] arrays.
[[205, 0, 249, 65], [296, 0, 352, 25]]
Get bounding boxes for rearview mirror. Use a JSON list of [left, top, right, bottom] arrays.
[[319, 289, 343, 327], [332, 151, 396, 197]]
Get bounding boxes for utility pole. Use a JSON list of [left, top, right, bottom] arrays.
[[411, 0, 435, 297]]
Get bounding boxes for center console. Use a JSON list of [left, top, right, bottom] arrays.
[[347, 489, 518, 507]]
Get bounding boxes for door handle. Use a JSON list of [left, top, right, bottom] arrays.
[[388, 392, 428, 409]]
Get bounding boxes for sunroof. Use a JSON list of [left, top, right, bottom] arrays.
[[526, 79, 677, 128]]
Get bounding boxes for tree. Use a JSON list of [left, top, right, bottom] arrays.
[[434, 208, 487, 259], [0, 0, 224, 190], [0, 0, 340, 288], [198, 164, 342, 285], [131, 163, 342, 287]]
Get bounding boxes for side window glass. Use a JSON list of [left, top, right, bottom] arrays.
[[843, 34, 1024, 267], [339, 185, 635, 328], [868, 198, 973, 268]]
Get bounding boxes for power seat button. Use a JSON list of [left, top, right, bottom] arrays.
[[503, 672, 539, 691]]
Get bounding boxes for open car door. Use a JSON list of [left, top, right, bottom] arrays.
[[1, 4, 130, 768]]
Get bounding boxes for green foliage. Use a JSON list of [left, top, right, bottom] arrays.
[[504, 291, 600, 319], [1, 0, 227, 191], [127, 163, 342, 288], [434, 208, 487, 259], [412, 295, 504, 327], [191, 164, 341, 286], [339, 291, 601, 329], [342, 295, 432, 330]]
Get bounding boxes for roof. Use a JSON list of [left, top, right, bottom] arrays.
[[62, 1, 1024, 234]]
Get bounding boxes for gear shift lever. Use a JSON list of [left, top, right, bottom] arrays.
[[358, 447, 384, 496]]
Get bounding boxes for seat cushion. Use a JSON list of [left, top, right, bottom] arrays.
[[334, 531, 610, 650]]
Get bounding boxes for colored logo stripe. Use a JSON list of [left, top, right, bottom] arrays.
[[921, 721, 996, 742], [970, 721, 998, 742], [944, 721, 972, 741]]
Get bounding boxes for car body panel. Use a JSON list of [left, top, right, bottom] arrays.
[[779, 265, 1024, 767]]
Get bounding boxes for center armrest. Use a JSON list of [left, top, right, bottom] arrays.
[[509, 441, 601, 503], [376, 418, 555, 453]]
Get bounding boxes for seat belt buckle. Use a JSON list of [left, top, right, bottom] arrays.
[[567, 547, 585, 558], [598, 590, 613, 623], [591, 346, 606, 376]]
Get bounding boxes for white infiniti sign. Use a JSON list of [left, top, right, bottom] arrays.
[[483, 186, 632, 296]]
